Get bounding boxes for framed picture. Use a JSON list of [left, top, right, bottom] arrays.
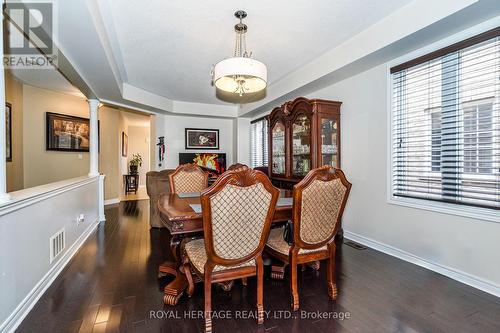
[[122, 132, 128, 157], [185, 128, 219, 150], [6, 103, 12, 162], [46, 112, 98, 152]]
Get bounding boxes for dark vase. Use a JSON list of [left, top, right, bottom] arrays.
[[129, 165, 138, 174]]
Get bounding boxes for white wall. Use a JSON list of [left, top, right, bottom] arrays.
[[234, 118, 251, 166], [0, 177, 100, 331], [307, 64, 500, 291], [154, 114, 235, 169], [242, 22, 500, 295]]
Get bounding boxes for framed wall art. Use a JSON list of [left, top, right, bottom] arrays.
[[46, 112, 98, 152], [122, 132, 128, 157], [6, 103, 11, 162], [185, 128, 219, 150]]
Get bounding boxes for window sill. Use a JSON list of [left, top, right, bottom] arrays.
[[387, 195, 499, 224]]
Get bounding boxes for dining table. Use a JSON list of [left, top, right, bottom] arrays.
[[157, 190, 293, 305]]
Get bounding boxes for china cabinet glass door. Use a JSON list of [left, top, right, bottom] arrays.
[[320, 117, 339, 167], [271, 121, 286, 175], [292, 115, 311, 177]]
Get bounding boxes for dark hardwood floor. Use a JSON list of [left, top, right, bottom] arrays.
[[17, 200, 500, 333]]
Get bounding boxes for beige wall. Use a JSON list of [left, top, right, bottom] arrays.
[[5, 72, 24, 192], [6, 81, 149, 200], [22, 85, 90, 188], [98, 106, 120, 200], [127, 125, 150, 186], [17, 84, 128, 200]]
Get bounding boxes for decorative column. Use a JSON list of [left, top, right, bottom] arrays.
[[0, 15, 10, 203], [88, 99, 100, 177], [88, 99, 105, 222]]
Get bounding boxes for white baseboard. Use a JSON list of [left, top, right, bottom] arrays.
[[0, 218, 101, 333], [344, 230, 500, 298], [104, 198, 120, 206]]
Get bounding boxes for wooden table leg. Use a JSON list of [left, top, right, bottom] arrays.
[[302, 261, 320, 272], [158, 234, 183, 278], [158, 262, 178, 278], [158, 234, 190, 305], [164, 274, 188, 305], [271, 262, 287, 280], [218, 280, 234, 292]]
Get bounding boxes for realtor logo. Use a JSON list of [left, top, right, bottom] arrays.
[[3, 0, 58, 68]]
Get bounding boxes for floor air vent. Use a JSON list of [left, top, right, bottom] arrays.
[[344, 241, 367, 250], [50, 229, 65, 263]]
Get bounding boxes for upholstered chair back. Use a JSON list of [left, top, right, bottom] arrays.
[[227, 163, 249, 172], [294, 166, 351, 248], [146, 169, 174, 228], [169, 163, 208, 193], [201, 169, 279, 264]]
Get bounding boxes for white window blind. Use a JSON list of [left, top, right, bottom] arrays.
[[250, 118, 268, 168], [391, 29, 500, 210]]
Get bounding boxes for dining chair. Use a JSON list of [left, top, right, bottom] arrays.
[[169, 163, 209, 193], [181, 168, 279, 333], [265, 165, 351, 310]]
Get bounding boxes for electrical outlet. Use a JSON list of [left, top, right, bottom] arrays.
[[77, 214, 85, 225]]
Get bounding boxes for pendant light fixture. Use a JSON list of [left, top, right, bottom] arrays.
[[212, 10, 267, 96]]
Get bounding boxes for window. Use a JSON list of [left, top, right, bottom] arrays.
[[463, 101, 493, 174], [430, 108, 442, 172], [250, 117, 268, 168], [391, 28, 500, 210]]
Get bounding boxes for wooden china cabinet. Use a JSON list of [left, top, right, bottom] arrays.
[[267, 97, 342, 189]]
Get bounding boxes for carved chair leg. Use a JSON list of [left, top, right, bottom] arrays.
[[241, 277, 248, 286], [271, 262, 287, 280], [204, 273, 213, 333], [256, 257, 264, 324], [327, 245, 337, 300], [289, 256, 299, 311], [179, 239, 195, 297]]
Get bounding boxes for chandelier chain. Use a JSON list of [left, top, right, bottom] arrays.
[[234, 29, 248, 57]]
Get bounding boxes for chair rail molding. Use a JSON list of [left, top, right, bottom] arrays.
[[0, 176, 99, 217]]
